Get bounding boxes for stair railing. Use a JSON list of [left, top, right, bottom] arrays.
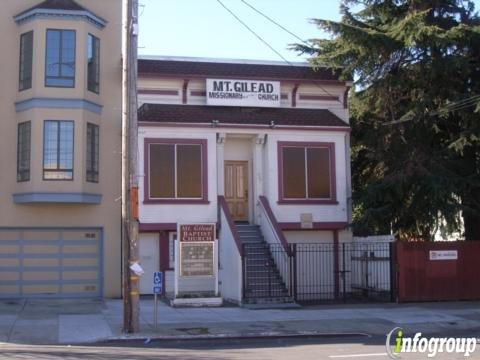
[[218, 195, 244, 303], [218, 196, 243, 256], [258, 196, 295, 297]]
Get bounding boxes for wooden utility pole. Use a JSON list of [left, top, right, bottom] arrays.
[[122, 0, 140, 333]]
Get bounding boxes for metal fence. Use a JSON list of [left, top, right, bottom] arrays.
[[242, 241, 395, 304], [294, 242, 395, 304], [242, 243, 294, 301]]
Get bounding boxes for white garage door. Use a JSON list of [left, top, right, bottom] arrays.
[[0, 228, 103, 298]]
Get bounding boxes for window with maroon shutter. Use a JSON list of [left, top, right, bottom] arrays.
[[279, 142, 335, 202], [148, 142, 204, 200]]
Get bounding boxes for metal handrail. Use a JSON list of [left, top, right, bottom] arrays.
[[258, 196, 292, 256], [218, 195, 243, 256]]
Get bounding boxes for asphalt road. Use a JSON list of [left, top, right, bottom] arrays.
[[0, 335, 479, 360]]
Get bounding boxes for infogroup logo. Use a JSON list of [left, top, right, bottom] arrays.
[[386, 327, 477, 358]]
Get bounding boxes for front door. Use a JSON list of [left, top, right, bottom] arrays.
[[225, 161, 249, 221], [139, 233, 159, 295]]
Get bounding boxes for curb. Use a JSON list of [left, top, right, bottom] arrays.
[[99, 331, 371, 344]]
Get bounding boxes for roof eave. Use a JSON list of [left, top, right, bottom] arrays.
[[14, 8, 107, 29]]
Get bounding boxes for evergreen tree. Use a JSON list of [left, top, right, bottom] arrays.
[[293, 0, 480, 240]]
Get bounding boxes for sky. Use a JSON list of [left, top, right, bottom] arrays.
[[138, 0, 480, 62]]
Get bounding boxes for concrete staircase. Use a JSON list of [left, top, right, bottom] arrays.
[[237, 223, 296, 307]]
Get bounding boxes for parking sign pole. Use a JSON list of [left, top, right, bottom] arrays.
[[154, 293, 158, 329], [153, 271, 162, 330]]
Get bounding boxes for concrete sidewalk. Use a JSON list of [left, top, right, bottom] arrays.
[[1, 298, 480, 345]]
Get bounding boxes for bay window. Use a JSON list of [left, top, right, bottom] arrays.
[[45, 29, 76, 87], [43, 120, 74, 180], [19, 31, 33, 91], [87, 34, 100, 93], [17, 121, 31, 182], [86, 123, 99, 183]]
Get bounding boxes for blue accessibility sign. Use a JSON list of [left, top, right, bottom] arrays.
[[153, 272, 163, 294]]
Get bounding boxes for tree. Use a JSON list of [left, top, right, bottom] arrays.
[[293, 0, 480, 240]]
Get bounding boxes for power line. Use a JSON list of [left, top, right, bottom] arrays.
[[235, 1, 478, 118], [433, 95, 480, 115], [383, 94, 480, 125], [215, 0, 291, 64], [215, 0, 344, 104], [240, 0, 310, 46]]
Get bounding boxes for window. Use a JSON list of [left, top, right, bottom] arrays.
[[87, 34, 100, 93], [86, 123, 99, 182], [19, 31, 33, 91], [17, 122, 31, 182], [45, 29, 76, 87], [43, 121, 74, 180], [146, 139, 208, 203], [278, 142, 336, 203]]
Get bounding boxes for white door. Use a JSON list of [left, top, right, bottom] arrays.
[[139, 233, 159, 295]]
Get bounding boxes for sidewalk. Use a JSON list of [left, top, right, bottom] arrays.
[[1, 298, 480, 345]]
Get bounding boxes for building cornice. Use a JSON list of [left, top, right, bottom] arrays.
[[13, 192, 103, 204], [15, 97, 103, 115], [14, 8, 107, 29]]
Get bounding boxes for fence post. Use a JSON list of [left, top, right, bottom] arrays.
[[342, 243, 347, 302], [242, 244, 246, 301], [291, 244, 297, 300], [389, 242, 396, 302], [333, 230, 340, 300]]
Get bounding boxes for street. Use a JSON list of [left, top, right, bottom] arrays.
[[1, 335, 479, 360]]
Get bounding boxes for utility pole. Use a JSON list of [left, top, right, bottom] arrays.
[[122, 0, 140, 333]]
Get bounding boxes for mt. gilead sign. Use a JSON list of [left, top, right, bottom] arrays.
[[206, 79, 281, 107]]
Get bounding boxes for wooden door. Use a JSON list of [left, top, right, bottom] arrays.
[[225, 161, 249, 221]]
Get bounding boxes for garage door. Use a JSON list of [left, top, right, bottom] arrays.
[[0, 228, 102, 298]]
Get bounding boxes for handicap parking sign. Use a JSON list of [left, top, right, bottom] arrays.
[[153, 272, 163, 294]]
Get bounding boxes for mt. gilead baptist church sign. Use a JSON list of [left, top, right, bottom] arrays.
[[206, 79, 281, 107]]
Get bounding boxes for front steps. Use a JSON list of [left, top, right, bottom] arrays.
[[237, 224, 297, 307]]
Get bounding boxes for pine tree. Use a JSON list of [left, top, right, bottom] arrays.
[[293, 0, 480, 240]]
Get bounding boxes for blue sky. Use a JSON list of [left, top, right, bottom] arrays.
[[138, 0, 480, 62]]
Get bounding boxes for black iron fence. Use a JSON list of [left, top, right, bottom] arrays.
[[242, 243, 294, 301], [242, 241, 395, 304], [294, 242, 395, 304]]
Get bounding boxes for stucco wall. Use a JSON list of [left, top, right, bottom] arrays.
[[139, 126, 350, 227], [0, 0, 122, 297]]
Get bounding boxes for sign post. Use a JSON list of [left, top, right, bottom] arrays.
[[153, 271, 163, 329]]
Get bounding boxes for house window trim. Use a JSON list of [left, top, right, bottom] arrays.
[[19, 31, 34, 92], [144, 138, 209, 204], [87, 33, 100, 94], [168, 232, 176, 270], [45, 28, 76, 88], [42, 120, 75, 181], [86, 122, 99, 183], [277, 141, 337, 205], [17, 121, 31, 182]]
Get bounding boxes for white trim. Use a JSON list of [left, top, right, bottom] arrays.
[[174, 144, 178, 198], [139, 55, 310, 67]]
